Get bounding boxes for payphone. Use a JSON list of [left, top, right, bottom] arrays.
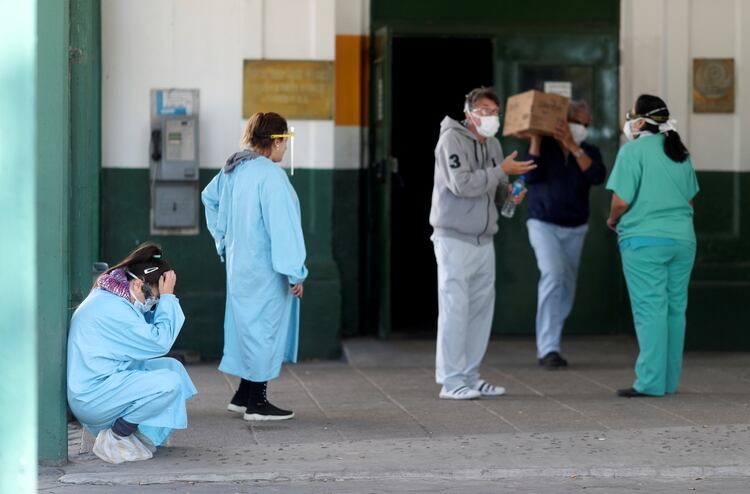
[[149, 89, 200, 234]]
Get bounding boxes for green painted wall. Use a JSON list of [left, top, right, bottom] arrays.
[[491, 171, 750, 350], [0, 0, 38, 489], [332, 169, 363, 337], [100, 168, 342, 360], [686, 171, 750, 350], [372, 0, 619, 31], [36, 0, 71, 465]]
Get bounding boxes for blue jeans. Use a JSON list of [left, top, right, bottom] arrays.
[[527, 219, 588, 359]]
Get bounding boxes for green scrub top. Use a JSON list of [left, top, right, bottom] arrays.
[[606, 133, 699, 243]]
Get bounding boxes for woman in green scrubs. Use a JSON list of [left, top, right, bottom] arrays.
[[606, 94, 699, 398]]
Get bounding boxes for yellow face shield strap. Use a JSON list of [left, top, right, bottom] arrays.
[[269, 127, 295, 175]]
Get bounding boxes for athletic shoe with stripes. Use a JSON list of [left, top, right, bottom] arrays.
[[471, 379, 506, 397], [439, 385, 481, 400]]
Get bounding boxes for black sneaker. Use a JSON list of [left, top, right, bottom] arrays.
[[227, 380, 251, 414], [243, 401, 294, 421], [227, 389, 247, 414], [538, 351, 568, 370], [617, 387, 650, 398]]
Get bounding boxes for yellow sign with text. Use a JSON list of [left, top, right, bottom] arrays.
[[243, 60, 334, 120]]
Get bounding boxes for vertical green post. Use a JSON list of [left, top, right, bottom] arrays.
[[69, 0, 101, 306], [0, 0, 38, 490], [36, 0, 71, 465]]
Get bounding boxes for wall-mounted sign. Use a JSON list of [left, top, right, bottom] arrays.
[[693, 58, 734, 113], [543, 81, 572, 99], [242, 60, 334, 120], [153, 89, 197, 116]]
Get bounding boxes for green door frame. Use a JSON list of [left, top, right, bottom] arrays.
[[366, 26, 394, 338], [36, 0, 72, 465], [492, 30, 624, 336], [34, 0, 101, 466], [70, 0, 102, 308], [366, 20, 620, 338]]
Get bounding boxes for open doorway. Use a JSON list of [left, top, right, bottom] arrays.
[[390, 37, 494, 334]]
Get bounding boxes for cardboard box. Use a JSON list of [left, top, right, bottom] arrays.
[[502, 90, 570, 137]]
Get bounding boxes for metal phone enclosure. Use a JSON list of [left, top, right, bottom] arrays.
[[149, 89, 200, 234]]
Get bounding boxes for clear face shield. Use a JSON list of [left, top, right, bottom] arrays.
[[270, 127, 295, 175]]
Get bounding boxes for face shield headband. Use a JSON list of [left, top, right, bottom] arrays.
[[270, 128, 295, 175], [626, 107, 677, 134]]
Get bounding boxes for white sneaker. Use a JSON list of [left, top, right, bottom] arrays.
[[92, 429, 153, 464], [439, 385, 481, 400], [471, 379, 506, 397], [227, 402, 246, 414]]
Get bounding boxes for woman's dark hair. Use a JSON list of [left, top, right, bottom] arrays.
[[93, 242, 170, 289], [240, 112, 288, 152], [634, 94, 689, 162]]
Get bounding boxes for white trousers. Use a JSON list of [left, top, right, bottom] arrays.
[[527, 219, 588, 359], [433, 236, 495, 391]]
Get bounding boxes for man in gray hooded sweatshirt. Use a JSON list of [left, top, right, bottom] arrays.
[[430, 87, 536, 400]]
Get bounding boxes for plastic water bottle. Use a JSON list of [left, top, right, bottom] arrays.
[[501, 178, 526, 218]]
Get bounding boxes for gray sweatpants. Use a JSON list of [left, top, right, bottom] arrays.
[[433, 236, 495, 392]]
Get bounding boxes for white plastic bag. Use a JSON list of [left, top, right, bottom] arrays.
[[92, 428, 153, 464]]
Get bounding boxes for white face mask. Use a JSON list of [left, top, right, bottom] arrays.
[[473, 114, 500, 137], [622, 120, 638, 141], [130, 286, 158, 313], [569, 123, 588, 145]]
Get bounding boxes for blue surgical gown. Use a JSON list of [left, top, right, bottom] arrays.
[[202, 156, 308, 382], [67, 289, 197, 446]]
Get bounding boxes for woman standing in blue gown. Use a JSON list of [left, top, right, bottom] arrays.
[[202, 112, 307, 421]]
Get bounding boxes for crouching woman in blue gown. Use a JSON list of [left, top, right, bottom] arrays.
[[202, 111, 308, 421], [67, 242, 197, 464]]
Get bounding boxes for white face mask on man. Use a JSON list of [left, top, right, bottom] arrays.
[[568, 123, 588, 145], [465, 104, 501, 138], [475, 115, 500, 137]]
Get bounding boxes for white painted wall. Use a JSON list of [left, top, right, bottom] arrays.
[[336, 0, 369, 36], [102, 0, 335, 169], [621, 0, 748, 172], [334, 0, 369, 170]]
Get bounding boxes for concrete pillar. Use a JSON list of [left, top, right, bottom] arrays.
[[0, 0, 38, 490]]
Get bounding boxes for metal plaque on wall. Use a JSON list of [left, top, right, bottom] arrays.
[[243, 60, 334, 119], [693, 58, 735, 113]]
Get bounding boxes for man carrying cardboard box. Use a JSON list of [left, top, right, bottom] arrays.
[[518, 100, 607, 369], [429, 87, 537, 400]]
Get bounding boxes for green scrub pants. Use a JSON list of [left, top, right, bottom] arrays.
[[620, 242, 696, 396]]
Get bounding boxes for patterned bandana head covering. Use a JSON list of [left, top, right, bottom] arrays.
[[96, 268, 131, 299]]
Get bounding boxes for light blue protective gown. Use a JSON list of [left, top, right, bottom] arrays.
[[202, 156, 308, 382], [67, 289, 197, 446]]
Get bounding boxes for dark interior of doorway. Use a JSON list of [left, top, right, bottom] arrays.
[[390, 37, 494, 334]]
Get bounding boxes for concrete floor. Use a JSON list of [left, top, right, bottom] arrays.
[[44, 335, 750, 492]]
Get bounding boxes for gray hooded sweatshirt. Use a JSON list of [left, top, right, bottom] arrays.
[[429, 116, 509, 246]]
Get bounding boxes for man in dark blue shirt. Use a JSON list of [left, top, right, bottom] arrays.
[[520, 100, 606, 369]]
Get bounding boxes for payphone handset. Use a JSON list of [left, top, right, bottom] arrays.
[[150, 116, 199, 181]]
